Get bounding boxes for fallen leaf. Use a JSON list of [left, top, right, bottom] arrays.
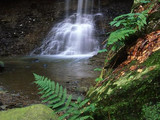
[[130, 65, 137, 71], [149, 66, 156, 71]]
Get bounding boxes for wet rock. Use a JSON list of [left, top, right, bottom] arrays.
[[32, 59, 39, 63], [0, 91, 40, 111], [0, 105, 8, 110], [43, 64, 48, 68], [0, 104, 58, 120], [77, 87, 88, 93], [89, 52, 107, 67], [0, 0, 66, 56], [71, 94, 85, 101]]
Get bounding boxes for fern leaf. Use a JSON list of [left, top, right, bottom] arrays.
[[55, 83, 59, 95], [79, 99, 89, 108], [59, 113, 70, 120], [42, 94, 58, 103], [107, 29, 136, 45], [41, 90, 53, 99], [65, 95, 72, 107], [68, 114, 80, 120], [59, 86, 63, 98], [77, 97, 82, 103], [33, 73, 94, 120]]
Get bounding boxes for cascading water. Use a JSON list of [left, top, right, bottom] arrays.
[[32, 0, 101, 56]]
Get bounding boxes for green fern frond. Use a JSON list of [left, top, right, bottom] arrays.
[[106, 10, 149, 52], [107, 28, 136, 45], [33, 73, 95, 120]]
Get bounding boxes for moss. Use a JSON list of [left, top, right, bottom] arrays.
[[0, 104, 58, 120], [88, 50, 160, 119]]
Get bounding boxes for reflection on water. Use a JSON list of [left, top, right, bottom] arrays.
[[0, 56, 98, 100]]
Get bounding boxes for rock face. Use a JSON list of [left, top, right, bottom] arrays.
[[0, 104, 58, 120], [0, 0, 133, 56], [0, 0, 66, 56]]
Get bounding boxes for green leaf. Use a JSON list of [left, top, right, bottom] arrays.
[[105, 59, 109, 63], [111, 46, 117, 51], [95, 78, 103, 82], [94, 68, 102, 71], [140, 0, 150, 3], [98, 49, 107, 53], [79, 99, 89, 108]]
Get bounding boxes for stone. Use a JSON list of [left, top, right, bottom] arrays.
[[77, 86, 88, 93], [0, 104, 58, 120]]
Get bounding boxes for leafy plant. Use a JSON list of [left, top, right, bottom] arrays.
[[98, 49, 107, 53], [95, 77, 103, 82], [140, 0, 151, 4], [142, 102, 160, 120], [108, 11, 148, 46], [94, 68, 102, 72], [33, 73, 95, 120], [134, 0, 151, 4]]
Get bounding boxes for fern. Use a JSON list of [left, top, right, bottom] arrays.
[[106, 10, 149, 52], [96, 10, 149, 82], [107, 28, 136, 45], [33, 73, 95, 120], [98, 11, 149, 54]]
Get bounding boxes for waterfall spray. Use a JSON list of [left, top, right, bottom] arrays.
[[32, 0, 101, 56]]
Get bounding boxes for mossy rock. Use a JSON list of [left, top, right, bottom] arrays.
[[0, 104, 58, 120]]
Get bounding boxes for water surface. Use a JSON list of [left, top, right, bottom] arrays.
[[0, 56, 98, 100]]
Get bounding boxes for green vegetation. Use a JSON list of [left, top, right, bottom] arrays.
[[96, 4, 151, 82], [88, 50, 160, 119], [33, 73, 95, 120], [142, 102, 160, 120], [88, 0, 160, 119]]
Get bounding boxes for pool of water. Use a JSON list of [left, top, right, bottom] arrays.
[[0, 55, 98, 100]]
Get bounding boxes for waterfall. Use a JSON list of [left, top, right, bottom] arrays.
[[32, 0, 101, 56], [65, 0, 70, 17]]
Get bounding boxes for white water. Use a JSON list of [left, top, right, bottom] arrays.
[[31, 0, 101, 56]]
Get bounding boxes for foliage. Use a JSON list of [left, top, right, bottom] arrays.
[[107, 11, 148, 46], [142, 102, 160, 120], [33, 73, 95, 120], [95, 2, 155, 83], [98, 49, 107, 53], [94, 68, 102, 72], [134, 0, 151, 4], [95, 77, 103, 82], [88, 50, 160, 119], [140, 0, 151, 3]]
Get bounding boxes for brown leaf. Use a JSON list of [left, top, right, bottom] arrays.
[[130, 65, 137, 71], [149, 66, 156, 71]]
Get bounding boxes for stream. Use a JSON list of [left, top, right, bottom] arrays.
[[0, 55, 98, 100]]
